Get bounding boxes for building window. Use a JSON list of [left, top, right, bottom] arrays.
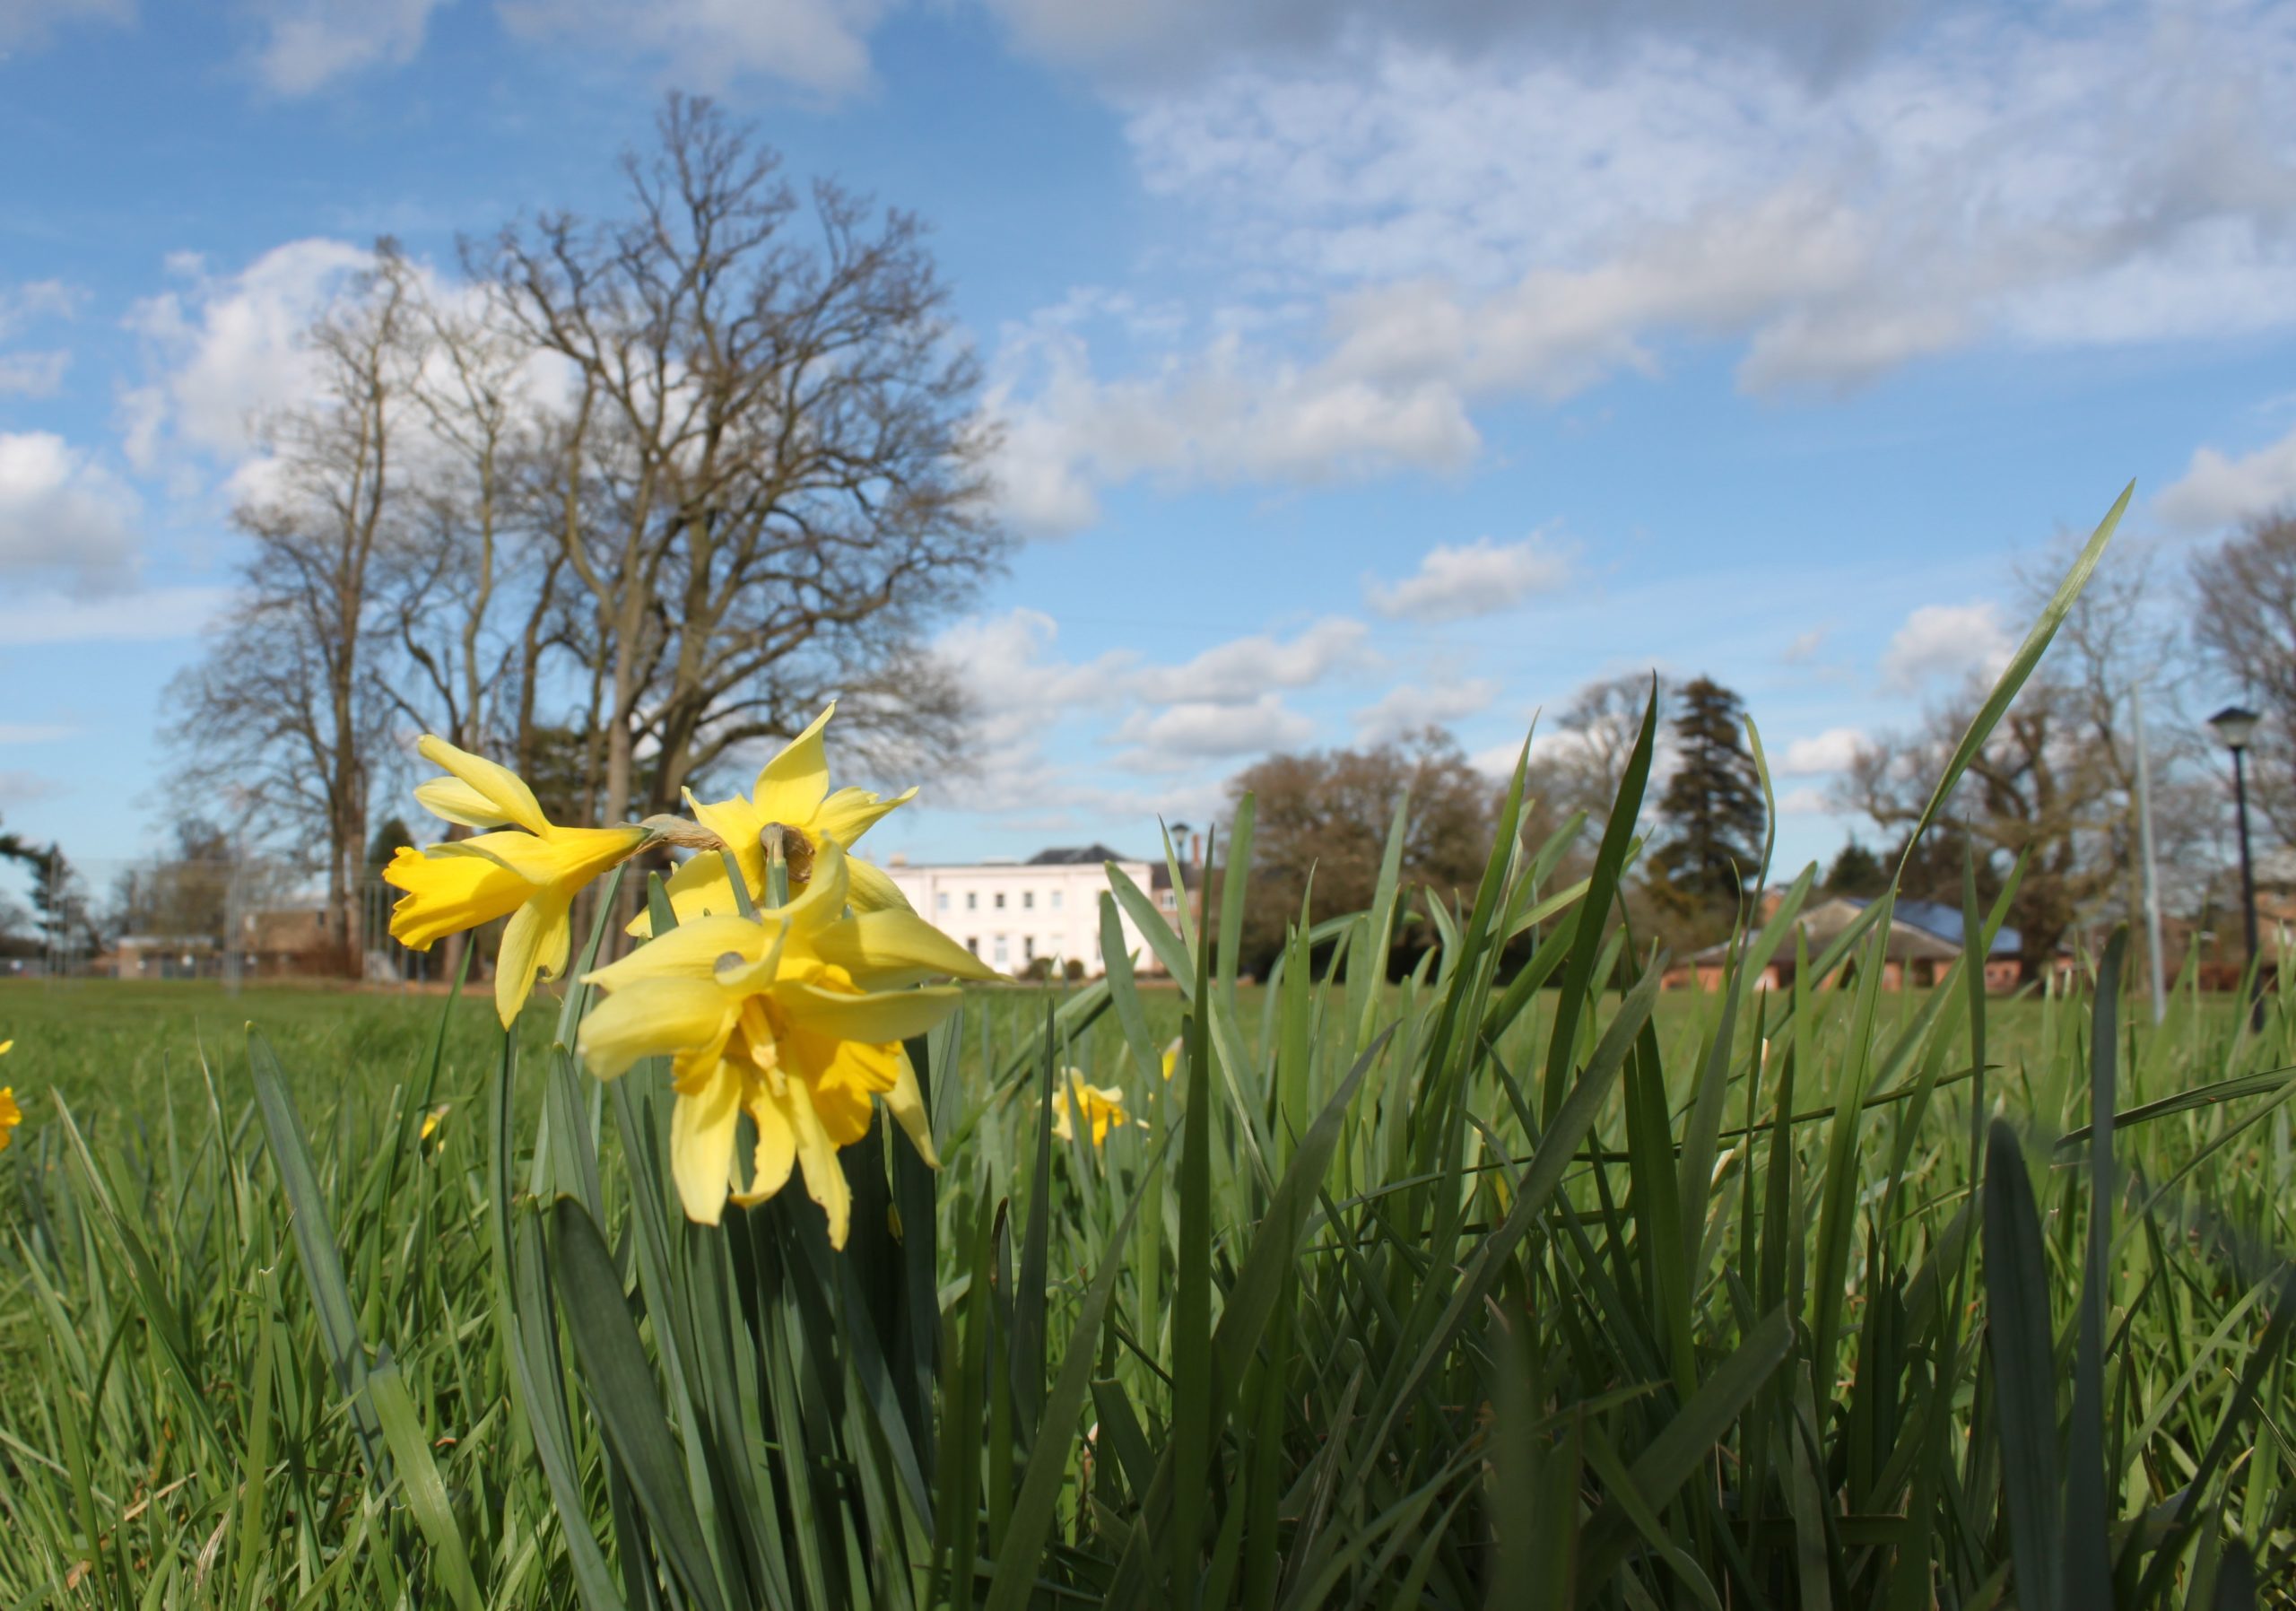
[[1161, 891, 1178, 911], [995, 892, 1006, 910], [994, 936, 1009, 964], [1023, 936, 1035, 962], [1022, 891, 1034, 910], [1050, 890, 1063, 910], [936, 892, 950, 912], [965, 936, 978, 955], [967, 892, 978, 910]]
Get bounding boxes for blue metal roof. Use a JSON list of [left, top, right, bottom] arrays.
[[1845, 895, 2020, 957]]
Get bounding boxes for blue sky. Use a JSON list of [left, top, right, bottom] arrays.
[[4, 0, 2296, 896]]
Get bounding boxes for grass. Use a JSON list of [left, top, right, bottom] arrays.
[[3, 486, 2293, 1606]]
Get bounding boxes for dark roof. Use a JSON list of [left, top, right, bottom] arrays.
[[1151, 860, 1202, 891], [1849, 896, 2022, 958], [1692, 897, 1961, 965], [1028, 844, 1131, 866]]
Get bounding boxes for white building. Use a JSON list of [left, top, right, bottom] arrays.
[[883, 844, 1196, 978]]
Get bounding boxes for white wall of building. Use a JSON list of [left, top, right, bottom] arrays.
[[884, 858, 1177, 977]]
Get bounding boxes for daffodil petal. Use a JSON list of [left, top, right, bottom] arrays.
[[670, 1066, 743, 1225], [417, 734, 550, 835], [752, 704, 835, 827], [760, 835, 849, 927], [812, 784, 916, 850], [777, 981, 963, 1045], [585, 914, 768, 990], [885, 1051, 938, 1168], [737, 1085, 798, 1206], [794, 1035, 899, 1145], [843, 856, 913, 914], [813, 909, 1001, 988], [414, 776, 518, 829], [385, 846, 528, 950], [494, 897, 556, 1026], [438, 824, 644, 886], [687, 788, 768, 892], [785, 1075, 853, 1249], [578, 977, 731, 1078]]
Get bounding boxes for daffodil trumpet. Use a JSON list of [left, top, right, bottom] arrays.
[[576, 838, 997, 1242], [629, 701, 917, 938], [384, 734, 651, 1028]]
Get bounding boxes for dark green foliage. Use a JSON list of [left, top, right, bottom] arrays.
[[1822, 835, 1887, 896], [1649, 675, 1767, 923]]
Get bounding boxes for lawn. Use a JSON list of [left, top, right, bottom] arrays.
[[0, 895, 2290, 1607]]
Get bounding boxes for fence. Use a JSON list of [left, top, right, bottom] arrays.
[[0, 858, 432, 988]]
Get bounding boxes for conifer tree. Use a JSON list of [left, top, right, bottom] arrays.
[[1649, 676, 1765, 918]]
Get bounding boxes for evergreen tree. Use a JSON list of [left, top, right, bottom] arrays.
[[1648, 677, 1765, 917], [1822, 837, 1887, 897]]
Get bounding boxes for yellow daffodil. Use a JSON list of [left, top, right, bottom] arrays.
[[577, 840, 996, 1241], [386, 735, 648, 1028], [0, 1040, 18, 1155], [1053, 1069, 1132, 1147], [630, 703, 915, 938], [1161, 1037, 1181, 1080], [419, 1104, 450, 1149]]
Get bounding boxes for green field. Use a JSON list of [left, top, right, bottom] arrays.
[[2, 907, 2292, 1607]]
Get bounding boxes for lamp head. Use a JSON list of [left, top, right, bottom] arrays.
[[2210, 705, 2262, 753]]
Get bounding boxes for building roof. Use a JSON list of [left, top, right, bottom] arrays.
[[1028, 844, 1132, 866], [1849, 896, 2022, 958], [1691, 896, 1965, 966]]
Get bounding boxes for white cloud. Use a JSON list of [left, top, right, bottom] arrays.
[[1778, 727, 1864, 776], [499, 0, 889, 97], [1131, 617, 1369, 704], [1111, 8, 2296, 395], [0, 278, 84, 398], [1116, 692, 1316, 765], [1352, 677, 1499, 743], [988, 0, 1900, 87], [986, 322, 1477, 536], [0, 352, 69, 396], [926, 607, 1133, 815], [121, 239, 372, 470], [0, 585, 235, 644], [0, 724, 73, 743], [1880, 602, 2011, 693], [0, 0, 128, 50], [1776, 786, 1833, 815], [995, 9, 2296, 521], [1783, 627, 1829, 663], [0, 432, 142, 594], [0, 771, 62, 806], [1364, 533, 1570, 622], [248, 0, 446, 93], [2158, 422, 2296, 531]]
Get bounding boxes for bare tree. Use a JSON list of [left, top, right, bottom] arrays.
[[378, 248, 571, 768], [167, 254, 413, 971], [1845, 543, 2218, 973], [478, 93, 1007, 832], [2192, 510, 2296, 844]]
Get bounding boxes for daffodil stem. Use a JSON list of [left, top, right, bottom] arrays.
[[762, 826, 792, 909]]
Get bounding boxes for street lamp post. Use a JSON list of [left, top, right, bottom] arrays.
[[2209, 704, 2265, 1032]]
